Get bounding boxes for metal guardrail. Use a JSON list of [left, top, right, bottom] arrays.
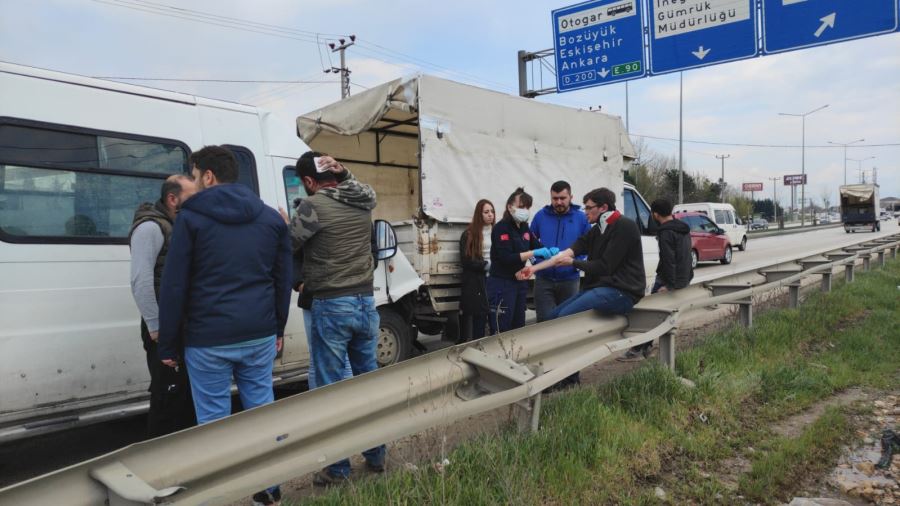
[[2, 233, 899, 506]]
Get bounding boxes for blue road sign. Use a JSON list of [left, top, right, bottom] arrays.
[[762, 0, 899, 54], [647, 0, 758, 74], [552, 0, 646, 92]]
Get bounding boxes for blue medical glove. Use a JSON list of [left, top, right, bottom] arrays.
[[533, 247, 552, 260], [549, 247, 560, 256]]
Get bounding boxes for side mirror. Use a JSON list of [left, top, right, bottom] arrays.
[[716, 228, 726, 235], [374, 219, 398, 261]]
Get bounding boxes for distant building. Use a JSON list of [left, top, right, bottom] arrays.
[[881, 196, 900, 212]]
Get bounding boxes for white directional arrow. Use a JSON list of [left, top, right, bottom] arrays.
[[599, 67, 610, 78], [814, 13, 836, 37], [691, 46, 711, 60]]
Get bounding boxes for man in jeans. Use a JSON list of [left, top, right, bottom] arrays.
[[517, 188, 645, 386], [158, 145, 291, 506], [529, 181, 592, 322], [290, 151, 384, 485]]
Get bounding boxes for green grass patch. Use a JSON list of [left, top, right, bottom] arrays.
[[739, 407, 853, 502], [297, 260, 900, 505]]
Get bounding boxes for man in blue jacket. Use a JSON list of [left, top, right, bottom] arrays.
[[158, 145, 290, 506], [530, 181, 592, 322]]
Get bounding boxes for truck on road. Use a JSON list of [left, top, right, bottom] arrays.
[[840, 184, 881, 233]]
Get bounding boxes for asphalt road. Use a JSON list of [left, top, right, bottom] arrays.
[[1, 219, 897, 489]]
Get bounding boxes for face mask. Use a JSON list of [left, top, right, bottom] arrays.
[[513, 208, 530, 223]]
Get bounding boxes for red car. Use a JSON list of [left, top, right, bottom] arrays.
[[674, 211, 733, 268]]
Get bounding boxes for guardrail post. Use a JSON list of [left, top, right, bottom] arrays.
[[515, 365, 543, 434], [845, 264, 855, 283], [877, 251, 885, 268], [739, 301, 753, 327], [821, 272, 832, 292], [658, 331, 675, 371], [863, 255, 871, 272], [788, 283, 801, 308], [891, 246, 897, 260]]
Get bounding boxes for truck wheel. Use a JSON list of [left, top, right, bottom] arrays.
[[738, 236, 747, 251], [376, 308, 413, 368], [720, 245, 733, 265], [691, 249, 699, 269]]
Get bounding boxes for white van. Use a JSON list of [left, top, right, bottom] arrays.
[[672, 202, 748, 251], [0, 62, 422, 443]]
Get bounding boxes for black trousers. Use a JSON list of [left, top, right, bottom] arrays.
[[141, 320, 196, 438]]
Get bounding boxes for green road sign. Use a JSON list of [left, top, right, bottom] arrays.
[[612, 61, 641, 76]]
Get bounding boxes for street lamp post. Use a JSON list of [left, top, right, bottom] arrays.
[[779, 104, 828, 227], [827, 138, 864, 185]]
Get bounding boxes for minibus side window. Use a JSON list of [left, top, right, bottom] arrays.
[[223, 145, 259, 195], [0, 119, 188, 244]]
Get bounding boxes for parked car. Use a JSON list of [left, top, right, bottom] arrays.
[[750, 218, 769, 230], [674, 212, 733, 268], [672, 202, 748, 251]]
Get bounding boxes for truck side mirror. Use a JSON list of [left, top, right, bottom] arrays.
[[374, 219, 398, 260]]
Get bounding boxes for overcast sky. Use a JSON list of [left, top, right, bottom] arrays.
[[2, 0, 898, 207]]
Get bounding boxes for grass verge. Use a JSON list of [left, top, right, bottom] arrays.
[[297, 259, 900, 505]]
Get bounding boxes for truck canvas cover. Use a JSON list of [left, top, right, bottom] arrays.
[[297, 75, 635, 223], [840, 184, 876, 203]]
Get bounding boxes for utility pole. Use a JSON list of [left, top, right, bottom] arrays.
[[768, 176, 779, 225], [678, 72, 683, 204], [326, 35, 356, 99], [715, 154, 730, 203], [778, 104, 828, 227]]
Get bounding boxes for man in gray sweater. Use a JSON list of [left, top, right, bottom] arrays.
[[129, 174, 197, 437]]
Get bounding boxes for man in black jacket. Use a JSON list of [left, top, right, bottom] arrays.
[[620, 198, 692, 361], [518, 188, 645, 384]]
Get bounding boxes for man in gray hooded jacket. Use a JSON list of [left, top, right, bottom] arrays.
[[290, 151, 385, 484]]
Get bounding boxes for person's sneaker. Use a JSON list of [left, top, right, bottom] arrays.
[[617, 348, 646, 362], [313, 470, 350, 487], [251, 487, 281, 506]]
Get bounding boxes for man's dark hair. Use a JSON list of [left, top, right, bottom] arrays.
[[190, 146, 238, 183], [650, 198, 673, 217], [160, 177, 184, 202], [502, 187, 533, 221], [296, 151, 337, 183], [583, 188, 616, 210], [550, 180, 571, 194]]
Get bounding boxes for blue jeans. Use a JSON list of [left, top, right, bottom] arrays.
[[533, 277, 580, 323], [549, 286, 635, 320], [487, 276, 528, 334], [310, 295, 385, 476], [184, 336, 277, 425], [303, 308, 353, 389]]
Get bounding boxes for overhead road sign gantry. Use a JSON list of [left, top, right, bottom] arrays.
[[552, 0, 646, 92], [647, 0, 758, 74], [762, 0, 899, 55]]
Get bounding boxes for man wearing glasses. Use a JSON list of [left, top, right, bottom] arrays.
[[517, 187, 645, 386]]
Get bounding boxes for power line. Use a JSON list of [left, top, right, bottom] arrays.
[[631, 133, 899, 149], [90, 77, 340, 83]]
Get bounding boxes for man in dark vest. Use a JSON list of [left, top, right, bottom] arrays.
[[129, 174, 197, 437]]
